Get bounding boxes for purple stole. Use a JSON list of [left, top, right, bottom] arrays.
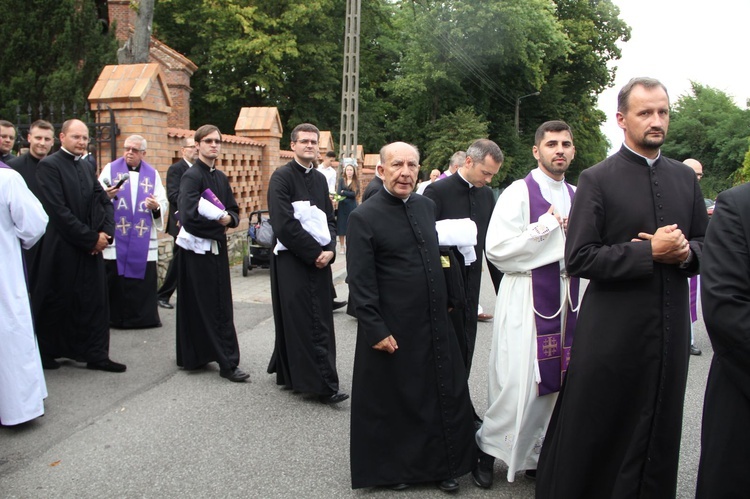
[[689, 276, 699, 323], [524, 173, 579, 396], [111, 157, 156, 279], [201, 188, 225, 210]]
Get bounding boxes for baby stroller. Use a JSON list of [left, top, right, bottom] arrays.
[[242, 210, 273, 276]]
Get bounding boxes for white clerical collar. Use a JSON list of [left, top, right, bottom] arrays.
[[186, 160, 194, 167], [294, 159, 314, 173], [622, 142, 660, 167], [383, 185, 410, 202], [61, 146, 82, 161], [532, 167, 565, 186], [456, 169, 473, 188]]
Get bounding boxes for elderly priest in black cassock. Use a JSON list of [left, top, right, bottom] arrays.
[[347, 142, 476, 492], [175, 125, 248, 383]]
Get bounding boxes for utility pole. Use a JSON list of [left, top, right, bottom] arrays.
[[338, 0, 361, 171], [515, 91, 540, 136]]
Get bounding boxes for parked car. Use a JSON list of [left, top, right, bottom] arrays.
[[704, 198, 714, 218]]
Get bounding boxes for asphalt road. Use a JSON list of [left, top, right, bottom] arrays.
[[0, 263, 710, 498]]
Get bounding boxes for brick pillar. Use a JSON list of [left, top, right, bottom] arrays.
[[88, 63, 173, 187], [234, 108, 283, 210]]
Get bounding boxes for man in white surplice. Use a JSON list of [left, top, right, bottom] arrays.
[[473, 121, 581, 487], [0, 163, 48, 426]]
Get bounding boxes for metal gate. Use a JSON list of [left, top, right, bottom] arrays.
[[14, 102, 119, 172]]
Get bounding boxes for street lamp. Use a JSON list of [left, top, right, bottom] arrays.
[[515, 91, 540, 136]]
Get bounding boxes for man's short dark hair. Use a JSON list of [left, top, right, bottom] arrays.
[[0, 120, 15, 131], [617, 77, 669, 114], [325, 150, 336, 158], [29, 120, 54, 133], [291, 123, 320, 142], [194, 124, 221, 143], [534, 120, 573, 147], [466, 139, 504, 165]]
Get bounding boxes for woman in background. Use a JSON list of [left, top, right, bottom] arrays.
[[336, 163, 359, 253]]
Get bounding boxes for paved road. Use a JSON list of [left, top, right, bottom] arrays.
[[0, 259, 710, 498]]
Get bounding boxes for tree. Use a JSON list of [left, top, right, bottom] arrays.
[[661, 83, 750, 197], [0, 0, 118, 122], [118, 0, 155, 64]]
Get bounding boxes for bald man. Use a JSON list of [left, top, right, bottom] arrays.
[[684, 157, 705, 356]]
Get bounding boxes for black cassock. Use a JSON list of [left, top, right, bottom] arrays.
[[175, 159, 240, 371], [537, 147, 708, 498], [9, 153, 46, 289], [696, 183, 750, 498], [33, 149, 114, 363], [423, 172, 502, 374], [347, 189, 476, 489], [266, 160, 339, 396], [361, 175, 382, 202]]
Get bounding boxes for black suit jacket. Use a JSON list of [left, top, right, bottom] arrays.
[[166, 158, 190, 237], [362, 175, 383, 202]]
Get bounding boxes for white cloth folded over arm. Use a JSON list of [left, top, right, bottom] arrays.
[[435, 218, 478, 265], [274, 200, 332, 254]]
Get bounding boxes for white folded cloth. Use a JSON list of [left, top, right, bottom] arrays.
[[435, 218, 478, 265], [274, 200, 332, 254], [198, 198, 227, 221]]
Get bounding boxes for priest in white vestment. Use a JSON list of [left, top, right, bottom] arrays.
[[473, 121, 582, 486], [0, 164, 48, 425]]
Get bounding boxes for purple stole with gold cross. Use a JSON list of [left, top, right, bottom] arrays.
[[111, 157, 156, 279], [524, 173, 579, 396]]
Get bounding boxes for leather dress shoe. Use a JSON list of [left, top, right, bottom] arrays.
[[690, 345, 702, 356], [389, 483, 410, 491], [41, 356, 60, 370], [157, 299, 174, 309], [472, 451, 494, 488], [87, 359, 127, 373], [477, 313, 493, 322], [525, 469, 537, 480], [220, 367, 250, 382], [332, 300, 347, 311], [319, 392, 349, 404], [438, 478, 459, 492]]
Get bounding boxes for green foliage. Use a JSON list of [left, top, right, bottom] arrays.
[[422, 107, 488, 169], [145, 0, 630, 185], [661, 82, 750, 197], [0, 0, 118, 122]]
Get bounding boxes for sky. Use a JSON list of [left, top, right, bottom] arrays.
[[598, 0, 750, 155]]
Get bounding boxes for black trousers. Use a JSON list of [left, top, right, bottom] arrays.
[[157, 243, 180, 301]]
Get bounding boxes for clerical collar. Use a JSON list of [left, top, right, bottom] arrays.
[[456, 169, 473, 188], [622, 142, 660, 167], [383, 186, 410, 202], [294, 159, 314, 173], [128, 162, 141, 172], [186, 160, 193, 167], [532, 167, 565, 186], [60, 146, 82, 161]]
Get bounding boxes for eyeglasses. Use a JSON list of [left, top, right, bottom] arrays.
[[124, 147, 145, 153], [201, 138, 222, 145], [183, 145, 197, 149]]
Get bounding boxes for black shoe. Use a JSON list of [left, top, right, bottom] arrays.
[[472, 451, 494, 488], [319, 392, 349, 404], [220, 367, 250, 382], [389, 483, 410, 491], [157, 299, 174, 309], [690, 345, 702, 356], [524, 469, 537, 480], [87, 359, 127, 373], [332, 300, 347, 311], [438, 478, 459, 492], [41, 356, 60, 370]]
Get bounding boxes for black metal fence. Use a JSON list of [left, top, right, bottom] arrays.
[[14, 102, 119, 172]]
